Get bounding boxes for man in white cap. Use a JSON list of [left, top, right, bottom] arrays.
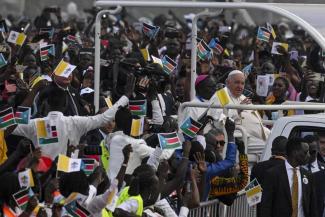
[[222, 70, 270, 154]]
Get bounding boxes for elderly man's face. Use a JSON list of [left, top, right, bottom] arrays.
[[226, 73, 245, 98]]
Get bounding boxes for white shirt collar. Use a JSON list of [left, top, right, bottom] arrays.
[[285, 159, 299, 170], [311, 159, 318, 168]]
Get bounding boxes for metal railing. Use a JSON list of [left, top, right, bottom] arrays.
[[179, 102, 325, 115], [189, 199, 221, 217], [224, 192, 256, 217], [189, 192, 257, 217]]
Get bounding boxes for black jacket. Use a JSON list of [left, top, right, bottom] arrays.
[[250, 157, 285, 217], [260, 162, 317, 217], [37, 82, 86, 116], [251, 157, 284, 188], [313, 170, 325, 217]]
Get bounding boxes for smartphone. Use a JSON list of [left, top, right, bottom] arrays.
[[84, 146, 102, 155]]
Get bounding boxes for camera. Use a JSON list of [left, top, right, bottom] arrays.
[[111, 58, 168, 101]]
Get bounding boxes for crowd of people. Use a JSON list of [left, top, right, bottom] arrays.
[[0, 2, 325, 217]]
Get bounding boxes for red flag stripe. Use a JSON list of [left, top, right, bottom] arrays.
[[164, 63, 175, 71], [1, 113, 14, 122], [189, 126, 200, 133], [85, 165, 94, 170], [75, 208, 87, 217], [40, 50, 49, 55], [15, 112, 22, 118], [129, 105, 141, 111], [16, 195, 29, 206], [198, 43, 207, 53], [166, 137, 179, 144]]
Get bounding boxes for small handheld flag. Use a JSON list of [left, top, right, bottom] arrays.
[[18, 169, 35, 188], [13, 188, 33, 210], [208, 38, 224, 55], [65, 201, 91, 217], [215, 87, 230, 107], [15, 106, 31, 125], [36, 119, 59, 146], [129, 100, 147, 116], [0, 107, 16, 130], [257, 27, 271, 42], [162, 55, 177, 75], [54, 59, 76, 78], [0, 53, 7, 68], [7, 31, 27, 46], [105, 179, 118, 212], [180, 117, 203, 139], [266, 22, 276, 39], [40, 44, 55, 61], [245, 178, 262, 207], [57, 154, 82, 173], [65, 34, 80, 46], [142, 22, 160, 40], [151, 55, 163, 67], [140, 48, 150, 61], [271, 42, 289, 55], [53, 191, 65, 204], [101, 39, 109, 49], [158, 132, 181, 150], [242, 63, 253, 76], [39, 27, 55, 39], [197, 40, 212, 60], [130, 117, 144, 137], [81, 159, 96, 176]]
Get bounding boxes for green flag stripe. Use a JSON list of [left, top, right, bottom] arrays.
[[39, 137, 59, 145], [0, 119, 16, 129], [164, 142, 181, 149], [131, 111, 146, 116], [181, 128, 196, 138]]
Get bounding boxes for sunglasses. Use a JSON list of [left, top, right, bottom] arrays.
[[216, 140, 225, 146]]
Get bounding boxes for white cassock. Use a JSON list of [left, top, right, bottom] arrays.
[[178, 87, 270, 156], [222, 88, 270, 156]]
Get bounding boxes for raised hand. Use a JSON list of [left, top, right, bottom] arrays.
[[193, 152, 207, 174], [124, 73, 136, 98]]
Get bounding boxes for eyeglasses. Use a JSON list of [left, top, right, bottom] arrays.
[[216, 140, 225, 146]]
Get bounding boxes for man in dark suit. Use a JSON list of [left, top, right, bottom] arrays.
[[251, 136, 288, 217], [314, 170, 325, 217], [317, 132, 325, 164], [303, 135, 325, 173], [37, 74, 87, 117], [260, 137, 317, 217]]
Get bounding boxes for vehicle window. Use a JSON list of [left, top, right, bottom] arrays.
[[289, 126, 325, 139]]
